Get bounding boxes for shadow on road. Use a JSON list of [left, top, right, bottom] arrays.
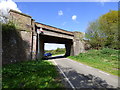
[[58, 66, 116, 89], [43, 55, 119, 89], [44, 55, 66, 60]]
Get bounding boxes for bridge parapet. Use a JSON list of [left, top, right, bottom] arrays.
[[35, 22, 73, 35], [35, 22, 74, 39]]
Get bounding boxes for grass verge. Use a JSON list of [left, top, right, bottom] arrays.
[[2, 60, 63, 88], [52, 54, 65, 56], [68, 48, 119, 76]]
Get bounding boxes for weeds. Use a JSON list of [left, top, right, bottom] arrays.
[[2, 60, 63, 88], [69, 48, 119, 76]]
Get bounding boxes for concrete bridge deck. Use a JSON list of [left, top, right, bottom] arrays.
[[35, 22, 74, 40], [35, 22, 74, 36]]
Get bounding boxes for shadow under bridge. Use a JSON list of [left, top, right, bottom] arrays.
[[37, 34, 74, 59]]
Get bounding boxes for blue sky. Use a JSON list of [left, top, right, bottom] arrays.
[[0, 1, 116, 50], [16, 2, 118, 33], [15, 2, 117, 50]]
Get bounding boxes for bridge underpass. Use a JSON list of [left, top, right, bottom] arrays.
[[34, 22, 85, 60], [44, 43, 66, 60], [8, 9, 85, 61], [37, 34, 73, 59]]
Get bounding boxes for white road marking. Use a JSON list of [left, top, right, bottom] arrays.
[[68, 59, 110, 76], [53, 60, 75, 89], [78, 63, 83, 65], [99, 71, 110, 75], [86, 66, 92, 69]]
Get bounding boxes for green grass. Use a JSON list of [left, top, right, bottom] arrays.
[[2, 60, 63, 88], [45, 48, 66, 55], [52, 54, 64, 56], [68, 48, 119, 76]]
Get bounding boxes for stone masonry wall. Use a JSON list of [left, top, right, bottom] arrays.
[[2, 29, 28, 65], [9, 10, 32, 31], [20, 31, 32, 60], [73, 32, 85, 56], [2, 10, 33, 65]]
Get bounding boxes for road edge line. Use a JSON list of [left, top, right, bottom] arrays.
[[53, 60, 75, 89]]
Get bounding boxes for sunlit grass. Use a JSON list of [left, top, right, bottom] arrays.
[[69, 48, 119, 76], [2, 60, 63, 88]]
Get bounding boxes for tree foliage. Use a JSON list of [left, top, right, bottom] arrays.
[[2, 21, 16, 32], [45, 48, 66, 55], [85, 10, 118, 49]]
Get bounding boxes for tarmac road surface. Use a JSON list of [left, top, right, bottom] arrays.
[[48, 55, 119, 89]]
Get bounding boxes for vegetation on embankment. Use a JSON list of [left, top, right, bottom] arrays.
[[2, 60, 63, 88], [69, 48, 119, 76], [85, 10, 118, 49], [45, 48, 66, 55]]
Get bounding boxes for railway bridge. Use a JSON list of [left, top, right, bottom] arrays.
[[9, 9, 85, 60]]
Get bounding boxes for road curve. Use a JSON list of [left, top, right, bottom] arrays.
[[48, 56, 119, 89]]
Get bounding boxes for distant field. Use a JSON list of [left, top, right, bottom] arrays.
[[69, 48, 119, 76], [45, 48, 65, 55], [2, 60, 63, 88]]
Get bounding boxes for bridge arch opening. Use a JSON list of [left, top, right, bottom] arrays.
[[36, 34, 74, 59], [45, 43, 66, 57]]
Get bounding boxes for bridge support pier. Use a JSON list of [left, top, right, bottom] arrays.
[[65, 32, 85, 57], [37, 35, 44, 60], [72, 32, 85, 56], [65, 43, 72, 56]]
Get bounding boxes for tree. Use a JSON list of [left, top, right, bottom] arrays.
[[85, 10, 118, 49], [99, 10, 118, 49], [85, 20, 105, 49]]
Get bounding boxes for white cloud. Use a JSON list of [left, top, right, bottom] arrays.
[[58, 10, 63, 16], [97, 0, 118, 5], [72, 15, 77, 21], [0, 0, 21, 23], [6, 0, 118, 2], [98, 0, 116, 2], [0, 0, 21, 16], [98, 0, 110, 5]]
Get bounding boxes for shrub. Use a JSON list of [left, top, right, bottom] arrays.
[[100, 48, 118, 55]]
